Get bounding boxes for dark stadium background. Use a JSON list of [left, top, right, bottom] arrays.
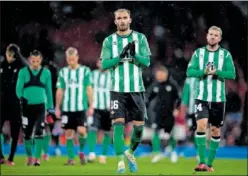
[[1, 1, 247, 146]]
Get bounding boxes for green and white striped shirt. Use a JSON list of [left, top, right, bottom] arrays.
[[186, 47, 236, 102], [100, 31, 151, 93], [181, 77, 197, 114], [92, 69, 111, 110], [56, 65, 92, 112]]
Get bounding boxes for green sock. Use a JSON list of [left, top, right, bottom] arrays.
[[168, 136, 176, 151], [102, 132, 111, 155], [195, 132, 206, 164], [66, 138, 75, 160], [78, 134, 87, 153], [129, 125, 144, 154], [113, 123, 124, 161], [87, 130, 97, 153], [152, 132, 160, 153], [0, 134, 4, 157], [34, 138, 43, 159], [24, 139, 33, 157], [194, 136, 198, 155], [207, 136, 220, 167], [42, 135, 51, 155]]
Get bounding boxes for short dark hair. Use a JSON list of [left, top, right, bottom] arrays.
[[30, 50, 42, 57]]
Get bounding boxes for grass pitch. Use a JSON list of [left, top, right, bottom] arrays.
[[1, 156, 247, 175]]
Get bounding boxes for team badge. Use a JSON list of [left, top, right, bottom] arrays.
[[165, 85, 172, 92]]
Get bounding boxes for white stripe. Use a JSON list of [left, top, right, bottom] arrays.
[[211, 138, 220, 142], [93, 71, 99, 109], [122, 38, 130, 92], [106, 72, 111, 109], [189, 78, 195, 114], [132, 33, 139, 92], [112, 34, 119, 91], [70, 70, 76, 112], [99, 73, 105, 109], [78, 67, 84, 111], [139, 67, 144, 90], [195, 134, 206, 138], [207, 52, 214, 101], [197, 49, 205, 100], [63, 68, 69, 112], [217, 50, 224, 102]]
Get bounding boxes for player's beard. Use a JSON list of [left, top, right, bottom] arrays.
[[208, 41, 218, 48], [118, 23, 129, 32]]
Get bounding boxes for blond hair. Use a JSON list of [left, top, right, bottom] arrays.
[[208, 26, 222, 36], [114, 8, 131, 17], [66, 47, 78, 56]]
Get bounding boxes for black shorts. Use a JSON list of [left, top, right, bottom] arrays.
[[22, 103, 46, 138], [110, 91, 147, 122], [186, 114, 197, 131], [61, 111, 86, 130], [154, 113, 174, 134], [92, 109, 111, 131], [195, 99, 226, 127]]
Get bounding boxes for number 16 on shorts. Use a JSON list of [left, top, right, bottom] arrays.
[[110, 100, 119, 110]]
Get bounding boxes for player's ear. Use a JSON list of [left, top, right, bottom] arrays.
[[129, 18, 132, 24]]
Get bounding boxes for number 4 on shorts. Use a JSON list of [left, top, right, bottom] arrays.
[[111, 100, 119, 110], [195, 103, 203, 112]]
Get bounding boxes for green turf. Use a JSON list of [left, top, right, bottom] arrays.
[[1, 156, 247, 175]]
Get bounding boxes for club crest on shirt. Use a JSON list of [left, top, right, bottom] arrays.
[[113, 41, 117, 45], [165, 85, 172, 92], [219, 54, 224, 60], [153, 87, 159, 93]]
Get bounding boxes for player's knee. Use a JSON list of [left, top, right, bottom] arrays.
[[77, 127, 86, 136], [132, 120, 144, 126], [113, 118, 125, 124], [196, 119, 208, 131], [211, 126, 220, 136], [65, 129, 75, 138]]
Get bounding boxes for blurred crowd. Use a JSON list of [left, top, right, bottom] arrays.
[[1, 2, 247, 146]]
